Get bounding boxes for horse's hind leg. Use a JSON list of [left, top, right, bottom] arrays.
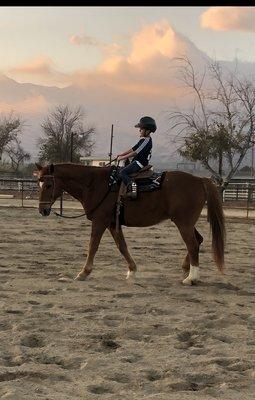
[[75, 221, 106, 281], [182, 228, 203, 278], [175, 222, 201, 285], [108, 225, 137, 279], [195, 228, 203, 246]]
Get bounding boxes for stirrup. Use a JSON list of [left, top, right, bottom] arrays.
[[126, 181, 137, 199]]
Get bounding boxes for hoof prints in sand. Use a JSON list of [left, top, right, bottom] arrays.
[[0, 208, 254, 399]]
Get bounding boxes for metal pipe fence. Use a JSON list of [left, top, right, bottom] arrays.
[[0, 178, 72, 210], [0, 178, 254, 217]]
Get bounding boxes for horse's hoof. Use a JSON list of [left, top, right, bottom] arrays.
[[74, 273, 88, 281], [182, 277, 196, 285], [126, 270, 136, 279]]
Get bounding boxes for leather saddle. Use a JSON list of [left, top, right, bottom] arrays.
[[130, 164, 153, 179], [110, 165, 166, 231], [109, 165, 166, 194]]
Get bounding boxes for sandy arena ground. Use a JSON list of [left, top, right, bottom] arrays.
[[0, 207, 254, 400]]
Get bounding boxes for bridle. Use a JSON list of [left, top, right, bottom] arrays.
[[38, 173, 85, 218], [38, 174, 57, 206], [38, 170, 113, 219]]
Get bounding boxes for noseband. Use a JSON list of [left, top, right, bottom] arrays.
[[39, 175, 56, 206]]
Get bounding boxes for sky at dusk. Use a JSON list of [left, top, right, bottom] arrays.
[[1, 6, 255, 86], [1, 6, 255, 160]]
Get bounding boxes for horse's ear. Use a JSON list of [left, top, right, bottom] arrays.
[[35, 163, 42, 171], [49, 163, 54, 174]]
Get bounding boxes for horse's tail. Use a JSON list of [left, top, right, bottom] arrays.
[[202, 178, 226, 273]]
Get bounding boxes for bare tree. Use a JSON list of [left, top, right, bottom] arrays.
[[0, 113, 22, 161], [5, 138, 31, 171], [169, 57, 255, 189], [38, 105, 95, 163]]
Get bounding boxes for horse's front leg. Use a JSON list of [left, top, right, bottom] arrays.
[[108, 225, 137, 279], [75, 221, 106, 281]]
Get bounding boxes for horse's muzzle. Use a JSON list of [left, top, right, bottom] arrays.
[[40, 207, 51, 217]]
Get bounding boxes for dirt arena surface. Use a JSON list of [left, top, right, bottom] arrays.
[[0, 207, 254, 400]]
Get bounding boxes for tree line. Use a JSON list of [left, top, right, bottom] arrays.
[[0, 58, 255, 189], [0, 105, 95, 176]]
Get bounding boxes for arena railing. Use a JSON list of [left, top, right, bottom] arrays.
[[0, 178, 254, 217]]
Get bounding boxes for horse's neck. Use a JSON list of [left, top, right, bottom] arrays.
[[55, 164, 109, 200]]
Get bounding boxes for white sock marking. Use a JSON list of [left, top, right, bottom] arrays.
[[126, 270, 136, 279], [183, 265, 200, 284]]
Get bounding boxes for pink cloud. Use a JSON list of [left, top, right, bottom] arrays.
[[128, 20, 181, 65], [7, 56, 71, 87], [6, 20, 201, 99], [70, 20, 197, 98], [9, 56, 54, 75], [201, 7, 255, 32]]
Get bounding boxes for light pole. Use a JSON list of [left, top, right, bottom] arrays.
[[251, 132, 255, 177], [70, 132, 74, 162], [109, 124, 114, 164]]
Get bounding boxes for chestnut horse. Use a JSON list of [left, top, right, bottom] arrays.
[[35, 162, 225, 285]]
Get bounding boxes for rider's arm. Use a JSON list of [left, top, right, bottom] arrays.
[[117, 139, 143, 160], [118, 150, 137, 161], [118, 148, 133, 157]]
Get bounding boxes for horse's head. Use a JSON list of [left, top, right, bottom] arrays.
[[35, 163, 63, 217]]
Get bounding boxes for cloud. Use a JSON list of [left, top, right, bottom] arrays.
[[7, 56, 71, 87], [9, 56, 54, 75], [128, 20, 181, 65], [200, 7, 255, 32], [70, 19, 201, 99], [69, 33, 99, 46], [0, 20, 213, 157], [102, 42, 125, 56], [6, 20, 203, 99]]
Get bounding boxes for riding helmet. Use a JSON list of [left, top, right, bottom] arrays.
[[135, 116, 157, 133]]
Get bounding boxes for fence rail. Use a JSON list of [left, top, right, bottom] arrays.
[[223, 182, 255, 202], [0, 178, 254, 217]]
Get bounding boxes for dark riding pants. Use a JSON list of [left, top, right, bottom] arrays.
[[119, 161, 142, 186]]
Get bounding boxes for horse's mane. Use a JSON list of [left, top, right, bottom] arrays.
[[54, 162, 110, 170], [53, 163, 111, 181]]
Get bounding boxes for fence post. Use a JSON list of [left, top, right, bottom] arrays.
[[21, 181, 24, 208], [60, 194, 63, 216], [246, 183, 250, 219]]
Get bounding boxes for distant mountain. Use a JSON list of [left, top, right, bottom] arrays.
[[0, 24, 254, 168]]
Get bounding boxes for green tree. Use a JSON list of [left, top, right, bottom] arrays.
[[0, 113, 22, 161], [169, 57, 255, 190], [179, 123, 247, 185], [38, 105, 95, 163]]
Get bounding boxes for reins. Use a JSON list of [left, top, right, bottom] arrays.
[[53, 186, 112, 219], [53, 210, 86, 219], [105, 157, 118, 166]]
